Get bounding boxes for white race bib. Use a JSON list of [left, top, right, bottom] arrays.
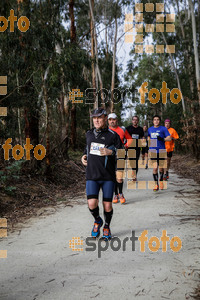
[[132, 134, 139, 139], [90, 142, 105, 156], [151, 132, 159, 138]]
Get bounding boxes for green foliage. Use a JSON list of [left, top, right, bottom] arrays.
[[0, 160, 24, 196]]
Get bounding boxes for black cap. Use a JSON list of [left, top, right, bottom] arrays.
[[90, 108, 107, 117]]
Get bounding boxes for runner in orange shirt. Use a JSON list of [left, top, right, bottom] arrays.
[[108, 113, 126, 204], [164, 119, 179, 180]]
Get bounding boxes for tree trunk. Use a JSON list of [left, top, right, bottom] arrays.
[[188, 0, 200, 105], [175, 1, 197, 128], [55, 43, 69, 157], [69, 0, 76, 43], [69, 0, 77, 150], [104, 5, 108, 58], [16, 73, 22, 145], [42, 72, 51, 174], [90, 0, 97, 108], [89, 0, 104, 108], [110, 16, 118, 112], [64, 85, 70, 154], [161, 32, 186, 114]]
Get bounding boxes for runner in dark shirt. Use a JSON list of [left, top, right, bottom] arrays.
[[125, 115, 144, 180], [81, 108, 122, 240]]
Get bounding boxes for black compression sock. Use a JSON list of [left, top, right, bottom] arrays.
[[104, 209, 113, 227], [117, 182, 123, 194], [118, 182, 123, 194], [89, 206, 101, 222], [160, 172, 164, 181], [166, 171, 169, 177], [153, 173, 158, 184], [114, 183, 118, 195]]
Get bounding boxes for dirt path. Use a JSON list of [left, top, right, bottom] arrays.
[[0, 168, 200, 300]]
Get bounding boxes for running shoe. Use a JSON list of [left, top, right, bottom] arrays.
[[159, 181, 164, 190], [113, 195, 119, 204], [153, 184, 159, 192], [119, 193, 126, 204], [145, 164, 148, 169], [91, 217, 103, 238], [102, 227, 111, 240], [163, 174, 167, 181]]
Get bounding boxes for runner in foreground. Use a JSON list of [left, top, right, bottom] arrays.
[[164, 119, 179, 180], [142, 125, 149, 169], [148, 115, 171, 191], [108, 113, 126, 204], [81, 108, 122, 240]]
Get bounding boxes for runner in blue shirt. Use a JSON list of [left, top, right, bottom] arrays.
[[148, 115, 171, 191]]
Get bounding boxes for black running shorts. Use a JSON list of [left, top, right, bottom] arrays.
[[167, 151, 173, 158]]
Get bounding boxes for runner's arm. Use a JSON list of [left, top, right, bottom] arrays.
[[81, 136, 88, 166], [124, 129, 132, 148], [163, 128, 171, 141], [171, 130, 179, 140], [81, 154, 87, 166], [100, 148, 113, 156], [100, 133, 122, 156], [164, 135, 171, 141], [81, 147, 88, 166], [157, 135, 171, 142]]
